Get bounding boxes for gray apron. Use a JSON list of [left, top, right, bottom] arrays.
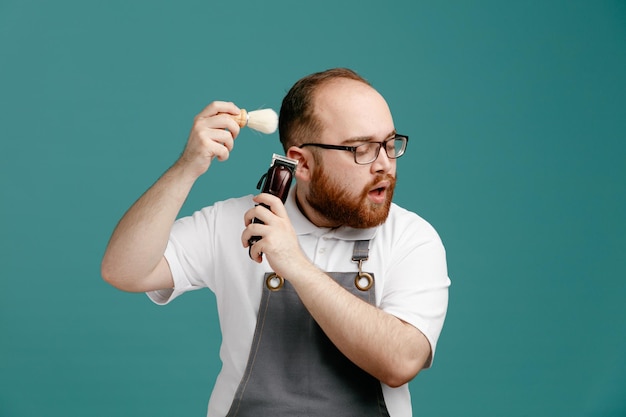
[[226, 240, 390, 417]]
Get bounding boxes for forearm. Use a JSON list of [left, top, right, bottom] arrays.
[[241, 194, 430, 385], [101, 161, 196, 291], [286, 261, 431, 387], [102, 101, 242, 292]]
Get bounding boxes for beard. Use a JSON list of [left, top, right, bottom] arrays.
[[306, 163, 396, 229]]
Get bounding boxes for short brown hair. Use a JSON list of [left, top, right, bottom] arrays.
[[278, 68, 370, 151]]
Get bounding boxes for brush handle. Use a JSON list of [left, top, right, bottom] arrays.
[[231, 109, 248, 128]]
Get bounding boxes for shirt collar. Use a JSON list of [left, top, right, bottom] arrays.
[[285, 187, 378, 241]]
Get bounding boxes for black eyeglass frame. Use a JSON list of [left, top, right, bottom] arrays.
[[299, 134, 409, 165]]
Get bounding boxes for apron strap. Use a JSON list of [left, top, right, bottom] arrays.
[[352, 239, 370, 262], [352, 240, 373, 292]]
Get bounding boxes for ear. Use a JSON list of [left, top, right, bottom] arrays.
[[287, 146, 314, 182]]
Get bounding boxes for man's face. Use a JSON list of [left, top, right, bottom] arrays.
[[307, 159, 396, 228], [303, 79, 398, 229]]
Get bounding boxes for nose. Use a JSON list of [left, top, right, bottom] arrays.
[[370, 145, 393, 174]]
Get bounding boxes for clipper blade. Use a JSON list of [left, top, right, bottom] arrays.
[[270, 153, 299, 170]]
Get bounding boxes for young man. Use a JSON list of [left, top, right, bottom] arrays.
[[102, 68, 450, 417]]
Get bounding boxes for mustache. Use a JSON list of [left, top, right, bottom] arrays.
[[367, 173, 396, 188]]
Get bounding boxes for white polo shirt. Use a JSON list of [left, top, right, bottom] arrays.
[[148, 190, 450, 417]]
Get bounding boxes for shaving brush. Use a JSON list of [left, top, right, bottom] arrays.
[[231, 108, 278, 134]]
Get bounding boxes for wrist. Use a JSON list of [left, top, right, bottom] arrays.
[[281, 257, 324, 286], [171, 157, 208, 185]]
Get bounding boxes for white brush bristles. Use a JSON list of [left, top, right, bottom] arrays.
[[246, 108, 278, 134]]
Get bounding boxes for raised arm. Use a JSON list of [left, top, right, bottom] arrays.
[[101, 101, 242, 292]]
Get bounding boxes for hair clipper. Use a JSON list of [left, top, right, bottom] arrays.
[[248, 154, 298, 254]]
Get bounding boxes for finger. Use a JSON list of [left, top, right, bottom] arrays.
[[241, 222, 252, 246], [252, 194, 287, 217], [249, 242, 264, 263], [242, 232, 266, 263], [196, 101, 240, 119], [212, 143, 231, 162], [194, 104, 242, 142], [243, 205, 273, 227], [241, 222, 267, 246], [243, 209, 255, 227], [183, 129, 231, 163], [200, 126, 236, 151], [194, 115, 241, 142]]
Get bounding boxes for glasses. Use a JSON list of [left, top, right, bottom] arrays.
[[299, 134, 409, 165]]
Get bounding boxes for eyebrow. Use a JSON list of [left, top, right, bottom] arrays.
[[340, 130, 397, 145]]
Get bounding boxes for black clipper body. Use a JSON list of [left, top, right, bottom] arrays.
[[248, 154, 298, 252]]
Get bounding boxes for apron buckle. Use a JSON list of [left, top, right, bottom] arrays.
[[354, 259, 374, 291], [352, 240, 374, 291], [265, 273, 284, 291]]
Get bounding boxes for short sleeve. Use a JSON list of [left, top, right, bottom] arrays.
[[378, 208, 450, 367]]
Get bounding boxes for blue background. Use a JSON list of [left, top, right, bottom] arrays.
[[1, 1, 625, 416]]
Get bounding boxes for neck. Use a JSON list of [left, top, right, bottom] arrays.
[[294, 186, 341, 229]]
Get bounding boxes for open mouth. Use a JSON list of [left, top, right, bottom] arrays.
[[370, 180, 390, 193], [368, 182, 390, 203]]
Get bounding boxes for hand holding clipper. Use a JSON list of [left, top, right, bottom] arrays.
[[248, 154, 298, 258]]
